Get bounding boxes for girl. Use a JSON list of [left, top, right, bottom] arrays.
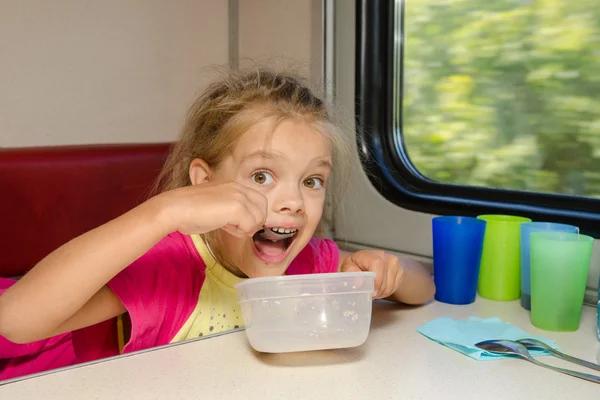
[[0, 68, 435, 379]]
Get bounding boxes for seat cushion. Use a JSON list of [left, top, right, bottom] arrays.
[[0, 143, 171, 277]]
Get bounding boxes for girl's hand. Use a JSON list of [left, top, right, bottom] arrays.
[[339, 250, 404, 299], [156, 181, 268, 237]]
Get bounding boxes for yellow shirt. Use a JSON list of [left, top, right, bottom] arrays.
[[170, 234, 245, 341], [111, 232, 336, 354]]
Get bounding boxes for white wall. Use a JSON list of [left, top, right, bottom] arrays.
[[0, 0, 322, 148], [0, 0, 229, 147]]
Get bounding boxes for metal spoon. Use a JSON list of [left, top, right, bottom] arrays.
[[475, 339, 600, 384], [517, 338, 600, 372]]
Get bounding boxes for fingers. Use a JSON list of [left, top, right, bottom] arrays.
[[343, 250, 404, 299], [380, 254, 403, 299], [339, 262, 361, 273], [242, 186, 268, 231], [349, 251, 387, 298], [239, 202, 266, 235], [370, 253, 388, 299], [243, 185, 269, 212], [227, 185, 267, 236]]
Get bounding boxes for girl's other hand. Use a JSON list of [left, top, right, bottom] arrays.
[[155, 181, 268, 237], [339, 250, 404, 299]]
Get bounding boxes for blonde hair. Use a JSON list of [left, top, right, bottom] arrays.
[[154, 66, 355, 234]]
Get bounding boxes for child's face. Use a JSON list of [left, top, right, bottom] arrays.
[[207, 118, 332, 278]]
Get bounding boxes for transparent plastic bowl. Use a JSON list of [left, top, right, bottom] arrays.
[[234, 272, 375, 353]]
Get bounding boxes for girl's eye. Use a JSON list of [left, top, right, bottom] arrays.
[[252, 171, 274, 185], [304, 177, 323, 189]]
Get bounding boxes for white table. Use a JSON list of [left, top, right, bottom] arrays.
[[1, 298, 599, 399]]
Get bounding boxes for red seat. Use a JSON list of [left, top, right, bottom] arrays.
[[0, 143, 171, 277]]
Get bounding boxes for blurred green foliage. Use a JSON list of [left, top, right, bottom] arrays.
[[402, 0, 600, 198]]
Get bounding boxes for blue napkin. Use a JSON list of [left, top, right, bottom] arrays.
[[416, 316, 559, 360]]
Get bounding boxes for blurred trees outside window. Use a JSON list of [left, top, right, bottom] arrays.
[[402, 0, 600, 198]]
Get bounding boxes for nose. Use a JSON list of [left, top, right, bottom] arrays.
[[272, 185, 305, 215]]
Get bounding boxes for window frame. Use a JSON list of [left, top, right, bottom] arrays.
[[354, 0, 600, 237]]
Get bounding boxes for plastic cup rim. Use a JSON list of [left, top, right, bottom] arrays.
[[530, 231, 594, 242], [521, 221, 579, 231], [432, 215, 486, 224], [476, 214, 531, 223]]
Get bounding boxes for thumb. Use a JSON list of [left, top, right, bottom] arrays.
[[349, 250, 385, 270], [341, 250, 386, 297], [339, 259, 361, 273]]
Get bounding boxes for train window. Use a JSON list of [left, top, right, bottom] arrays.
[[355, 0, 600, 236], [403, 0, 600, 197]]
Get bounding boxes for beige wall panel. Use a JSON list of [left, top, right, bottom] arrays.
[[238, 0, 314, 77], [0, 0, 229, 147]]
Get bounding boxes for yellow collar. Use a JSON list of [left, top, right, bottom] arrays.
[[190, 234, 245, 290]]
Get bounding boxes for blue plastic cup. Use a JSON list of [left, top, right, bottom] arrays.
[[520, 222, 579, 310], [432, 216, 487, 305]]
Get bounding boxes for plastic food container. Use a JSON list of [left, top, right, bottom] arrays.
[[234, 272, 375, 353]]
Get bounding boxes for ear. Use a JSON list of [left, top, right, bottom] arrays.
[[189, 158, 212, 185]]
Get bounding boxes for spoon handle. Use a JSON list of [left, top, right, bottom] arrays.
[[529, 358, 600, 384], [547, 348, 600, 372]]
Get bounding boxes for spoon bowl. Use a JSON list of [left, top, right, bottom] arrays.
[[476, 339, 533, 360], [475, 339, 600, 384]]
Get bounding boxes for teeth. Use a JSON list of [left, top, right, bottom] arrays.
[[258, 227, 298, 241], [270, 227, 297, 234]]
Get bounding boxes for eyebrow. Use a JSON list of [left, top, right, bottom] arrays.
[[316, 159, 333, 170], [241, 150, 332, 170], [241, 150, 284, 163]]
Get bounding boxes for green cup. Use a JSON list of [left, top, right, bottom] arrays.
[[530, 231, 594, 331], [477, 215, 532, 301]]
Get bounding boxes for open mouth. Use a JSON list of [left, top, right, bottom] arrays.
[[251, 227, 299, 262]]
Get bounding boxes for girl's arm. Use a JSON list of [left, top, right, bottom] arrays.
[[339, 249, 435, 305], [386, 256, 435, 305], [0, 182, 267, 344], [0, 199, 169, 344]]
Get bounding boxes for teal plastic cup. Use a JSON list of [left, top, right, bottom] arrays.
[[530, 231, 594, 332], [520, 222, 579, 310]]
